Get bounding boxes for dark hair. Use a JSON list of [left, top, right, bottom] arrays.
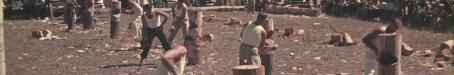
[[256, 12, 268, 21], [143, 4, 153, 10], [184, 36, 194, 41]]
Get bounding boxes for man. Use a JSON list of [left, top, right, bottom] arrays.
[[128, 0, 144, 38], [362, 18, 401, 75], [168, 0, 190, 43], [239, 13, 268, 65], [434, 40, 454, 68], [154, 37, 200, 75], [65, 0, 78, 32], [260, 19, 277, 75], [139, 4, 173, 65]]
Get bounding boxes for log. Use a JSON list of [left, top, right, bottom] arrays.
[[264, 5, 321, 17], [110, 0, 121, 39], [401, 43, 414, 56], [83, 0, 96, 30], [32, 29, 52, 40], [0, 1, 5, 75], [187, 10, 203, 65], [232, 65, 265, 75], [342, 32, 354, 44], [377, 33, 402, 75]]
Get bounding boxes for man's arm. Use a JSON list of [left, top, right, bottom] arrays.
[[141, 14, 147, 27], [161, 46, 187, 75], [156, 11, 171, 27], [385, 19, 401, 33], [259, 30, 267, 50], [362, 30, 382, 54]]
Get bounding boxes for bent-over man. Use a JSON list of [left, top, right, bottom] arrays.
[[239, 13, 268, 65]]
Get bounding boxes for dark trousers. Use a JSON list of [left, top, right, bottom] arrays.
[[140, 27, 173, 59], [65, 4, 76, 31], [260, 54, 272, 75]]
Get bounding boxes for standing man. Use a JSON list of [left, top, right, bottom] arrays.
[[65, 0, 78, 32], [239, 13, 267, 65], [138, 4, 173, 65], [127, 0, 144, 38], [168, 0, 190, 43], [362, 18, 402, 75], [154, 37, 200, 75]]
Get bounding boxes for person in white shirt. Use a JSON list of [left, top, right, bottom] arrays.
[[168, 0, 190, 43], [139, 4, 173, 65], [239, 13, 268, 65]]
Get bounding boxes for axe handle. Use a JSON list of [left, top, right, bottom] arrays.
[[329, 25, 339, 33]]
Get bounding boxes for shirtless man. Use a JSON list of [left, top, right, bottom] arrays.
[[434, 40, 454, 67], [362, 18, 401, 75], [168, 0, 190, 43], [154, 37, 200, 75], [239, 13, 268, 65], [139, 4, 173, 65]]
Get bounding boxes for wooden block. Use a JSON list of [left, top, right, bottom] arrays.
[[342, 32, 354, 44], [401, 43, 414, 56], [32, 29, 52, 40], [232, 65, 265, 75]]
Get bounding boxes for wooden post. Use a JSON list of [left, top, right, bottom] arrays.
[[83, 0, 95, 30], [110, 0, 121, 39], [232, 65, 265, 75], [187, 10, 203, 65], [377, 33, 402, 75], [48, 2, 54, 24], [0, 1, 5, 75]]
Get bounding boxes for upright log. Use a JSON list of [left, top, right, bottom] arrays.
[[0, 1, 4, 75], [232, 65, 265, 75], [377, 33, 402, 75], [187, 10, 203, 65], [83, 0, 95, 30], [110, 0, 121, 39]]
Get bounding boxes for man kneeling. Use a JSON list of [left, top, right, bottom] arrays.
[[154, 37, 200, 75]]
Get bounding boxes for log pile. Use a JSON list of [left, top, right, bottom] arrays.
[[264, 5, 321, 17]]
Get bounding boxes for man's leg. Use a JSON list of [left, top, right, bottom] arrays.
[[66, 5, 75, 32], [157, 29, 173, 51], [260, 54, 272, 75], [239, 43, 256, 65], [363, 49, 377, 75], [250, 47, 261, 65], [139, 28, 156, 65], [168, 22, 183, 43]]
